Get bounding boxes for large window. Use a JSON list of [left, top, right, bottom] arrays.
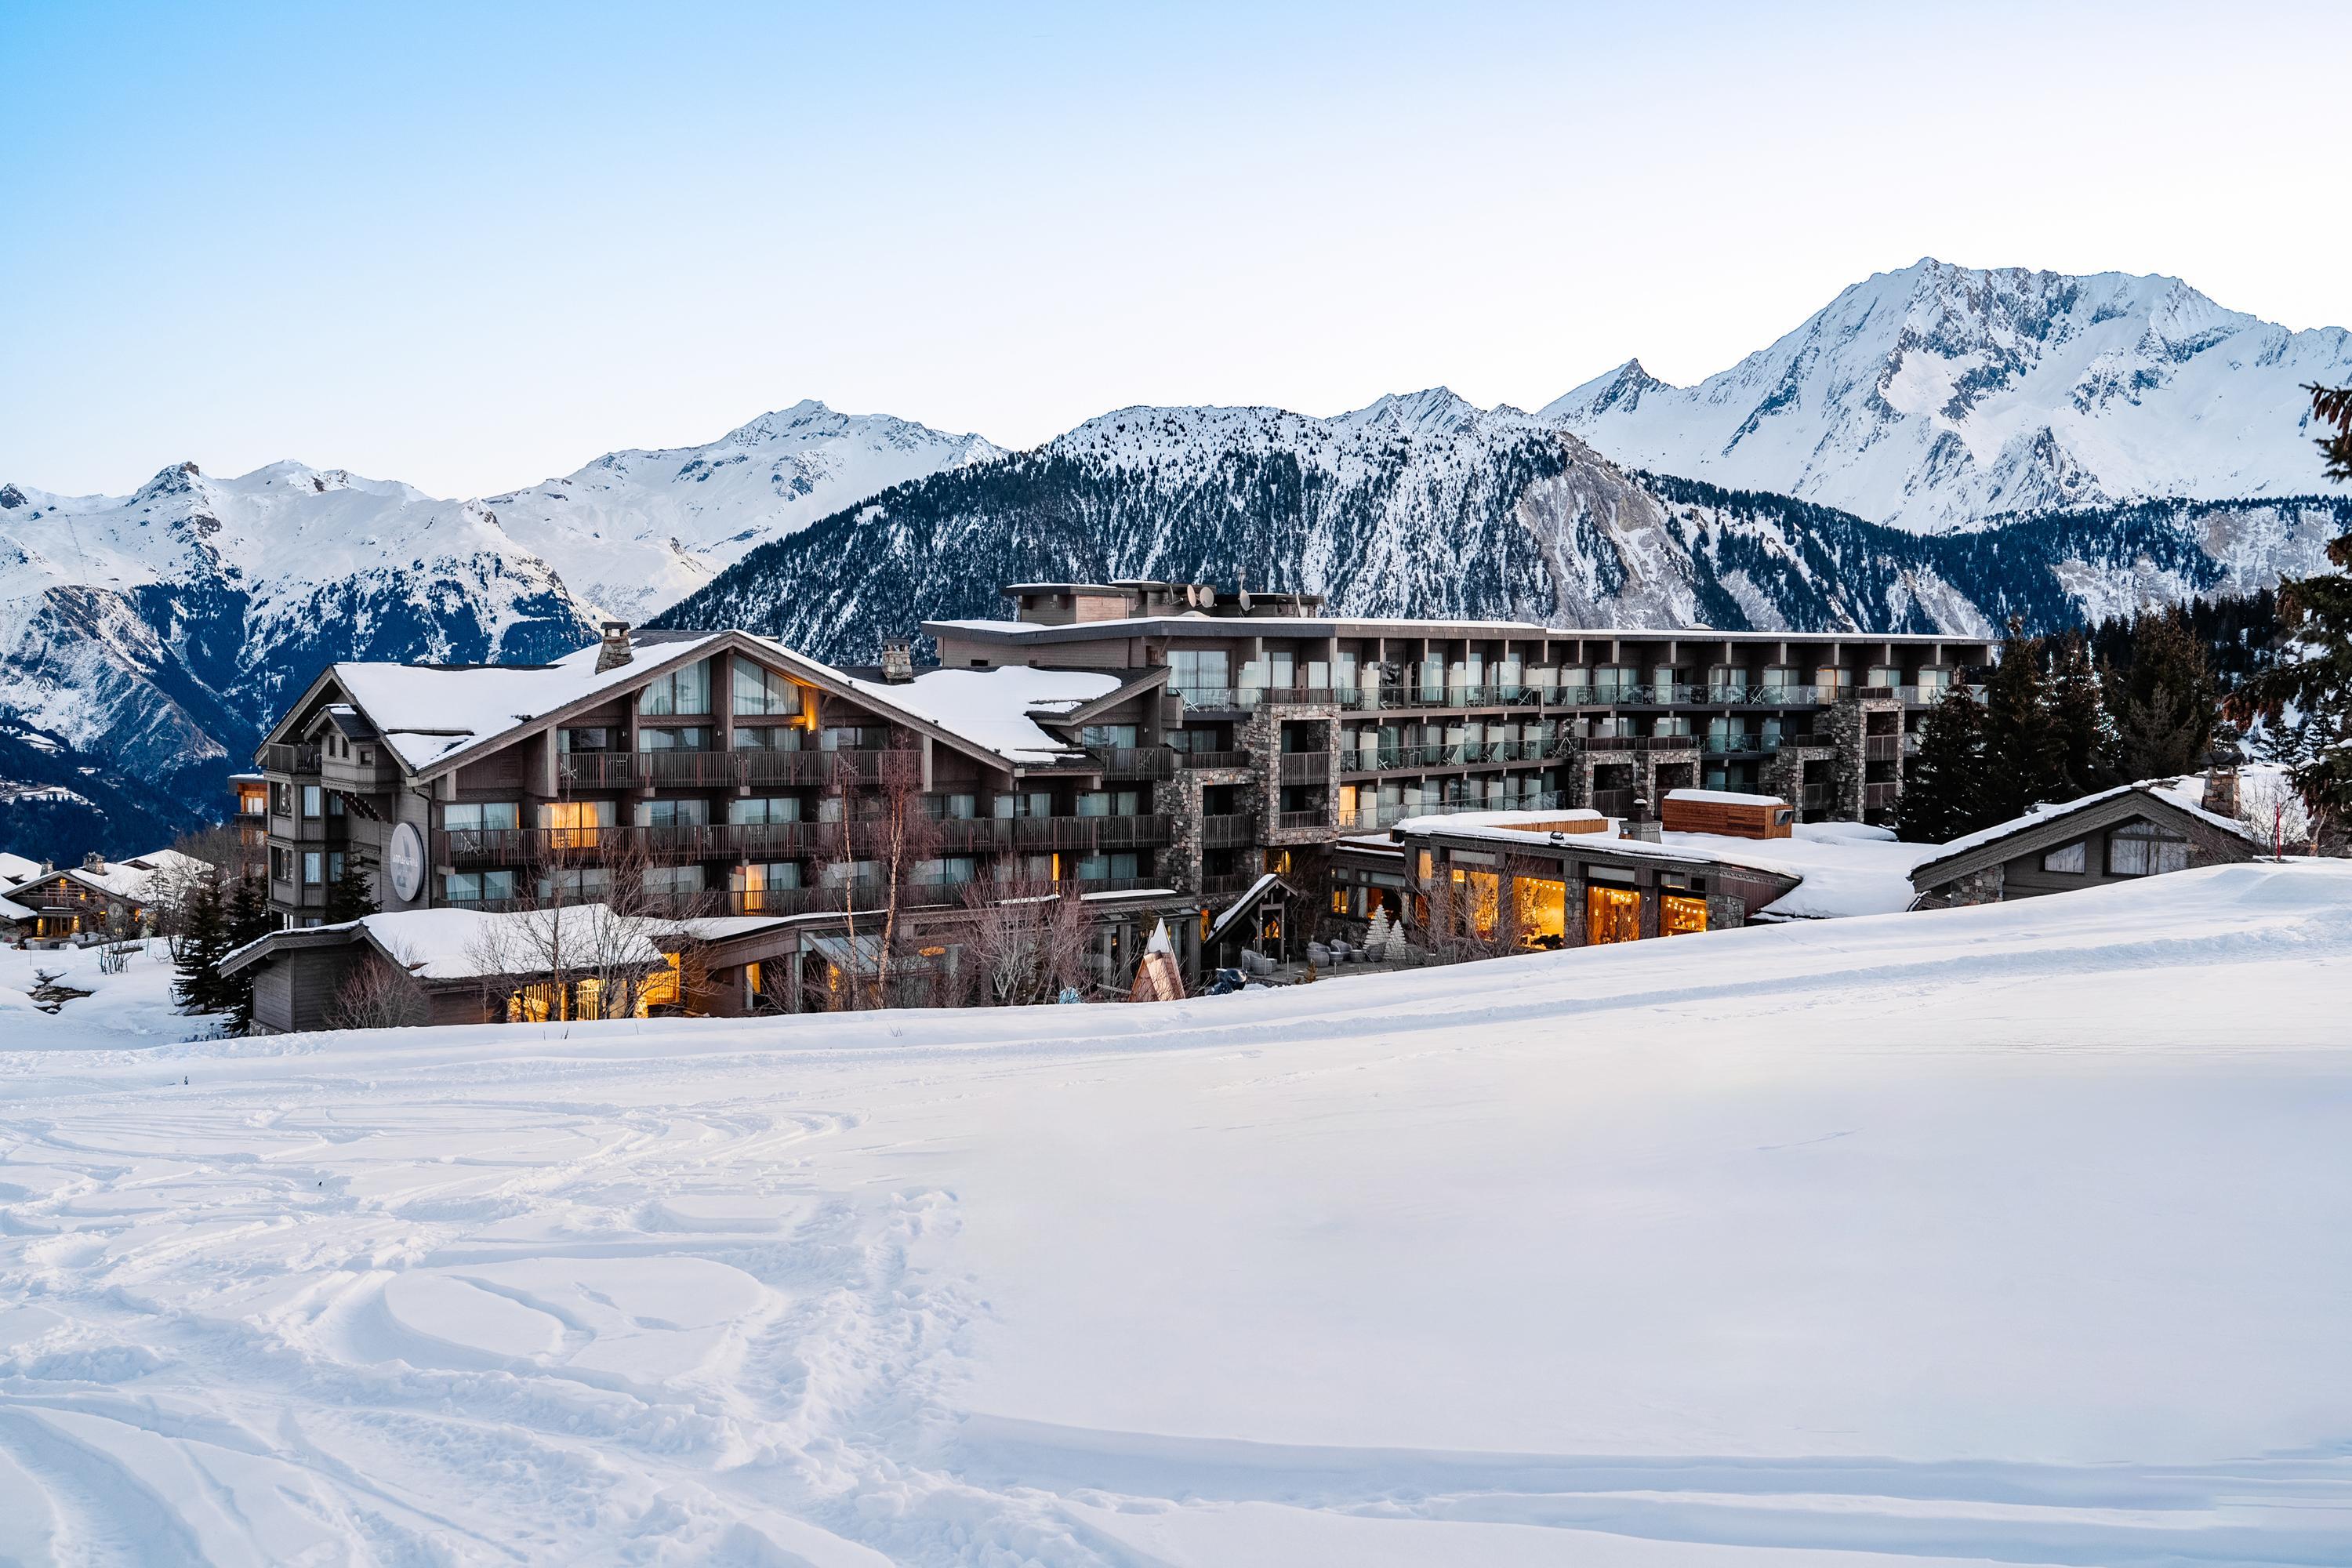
[[539, 799, 615, 849], [924, 792, 978, 820], [1080, 724, 1138, 748], [732, 724, 801, 751], [2042, 841, 2087, 874], [1073, 851, 1139, 883], [1170, 649, 1229, 695], [637, 798, 710, 827], [1585, 884, 1641, 944], [643, 864, 706, 896], [1076, 789, 1141, 818], [2109, 825, 2190, 877], [444, 869, 516, 903], [728, 797, 803, 825], [301, 784, 324, 818], [559, 726, 616, 753], [639, 659, 710, 717], [732, 662, 801, 717], [637, 726, 708, 752], [301, 851, 324, 885], [444, 801, 521, 831], [913, 856, 978, 886], [992, 790, 1054, 819]]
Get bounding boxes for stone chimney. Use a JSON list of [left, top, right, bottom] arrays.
[[880, 638, 914, 684], [1621, 789, 1661, 844], [82, 851, 106, 874], [2201, 727, 2244, 819], [595, 621, 633, 673]]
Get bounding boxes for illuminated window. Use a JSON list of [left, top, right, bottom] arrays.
[[1515, 877, 1565, 945], [538, 798, 613, 849], [1585, 885, 1641, 944], [1661, 894, 1708, 936]]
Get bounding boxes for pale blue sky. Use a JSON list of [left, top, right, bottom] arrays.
[[5, 0, 2346, 497]]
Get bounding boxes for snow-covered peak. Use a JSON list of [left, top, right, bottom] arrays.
[[1545, 259, 2352, 530], [1332, 387, 1487, 438]]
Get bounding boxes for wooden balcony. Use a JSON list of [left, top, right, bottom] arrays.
[[1201, 814, 1257, 848], [1177, 749, 1253, 771], [260, 742, 321, 775], [1088, 746, 1177, 781]]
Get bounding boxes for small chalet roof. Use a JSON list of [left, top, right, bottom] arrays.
[[321, 705, 379, 741], [0, 850, 39, 887], [0, 892, 34, 923], [1909, 782, 2259, 887], [221, 906, 797, 982], [23, 848, 206, 905]]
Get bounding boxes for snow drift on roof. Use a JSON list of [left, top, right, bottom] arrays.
[[832, 664, 1122, 767]]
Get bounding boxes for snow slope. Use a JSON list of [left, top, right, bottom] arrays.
[[1545, 259, 2352, 531], [3, 861, 2349, 1564]]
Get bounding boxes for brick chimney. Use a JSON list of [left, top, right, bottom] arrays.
[[880, 637, 914, 684], [595, 621, 633, 673]]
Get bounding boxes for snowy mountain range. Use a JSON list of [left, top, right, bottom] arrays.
[[0, 405, 996, 858], [4, 260, 2347, 859], [656, 392, 2351, 662], [1544, 259, 2352, 531]]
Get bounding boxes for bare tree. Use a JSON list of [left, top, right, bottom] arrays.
[[2239, 769, 2324, 858], [328, 949, 430, 1030], [957, 877, 1094, 1005], [870, 735, 943, 1000]]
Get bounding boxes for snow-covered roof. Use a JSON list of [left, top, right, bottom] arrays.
[[327, 634, 728, 771], [1396, 815, 1924, 921], [0, 850, 40, 887], [829, 663, 1123, 767], [0, 894, 34, 923], [1388, 807, 1608, 836], [19, 848, 205, 905], [1665, 788, 1788, 808], [1914, 782, 2259, 877], [223, 906, 726, 982]]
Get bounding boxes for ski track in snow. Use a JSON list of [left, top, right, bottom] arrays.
[[3, 862, 2352, 1564]]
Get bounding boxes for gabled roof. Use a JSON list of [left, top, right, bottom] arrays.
[[1909, 783, 2259, 888], [263, 630, 1135, 783], [0, 850, 40, 887]]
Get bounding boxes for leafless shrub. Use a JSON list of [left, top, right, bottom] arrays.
[[328, 950, 430, 1030]]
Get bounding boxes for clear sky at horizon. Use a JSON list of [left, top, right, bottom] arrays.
[[5, 0, 2347, 499]]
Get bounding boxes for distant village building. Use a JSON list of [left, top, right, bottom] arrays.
[[1, 849, 205, 945], [1907, 784, 2261, 908]]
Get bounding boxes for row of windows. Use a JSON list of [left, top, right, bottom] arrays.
[[1167, 648, 1958, 694], [439, 851, 1145, 906], [437, 789, 1155, 833], [270, 847, 350, 885], [2040, 826, 2192, 878]]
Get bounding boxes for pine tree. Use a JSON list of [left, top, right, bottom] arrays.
[[2047, 631, 2118, 797], [222, 873, 274, 1034], [172, 869, 229, 1014], [2230, 383, 2352, 820], [1896, 687, 1990, 842], [325, 855, 379, 925], [2106, 607, 2216, 782], [1979, 622, 2065, 822]]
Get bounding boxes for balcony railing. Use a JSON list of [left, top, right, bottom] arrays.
[[1578, 734, 1700, 753], [1864, 735, 1902, 762], [1274, 810, 1327, 831], [1275, 753, 1331, 782], [1177, 749, 1253, 770], [557, 747, 877, 790], [1338, 790, 1572, 831], [1201, 814, 1257, 848], [1863, 782, 1900, 810], [1088, 746, 1176, 781], [260, 742, 321, 775], [1588, 788, 1634, 817], [1200, 871, 1265, 897]]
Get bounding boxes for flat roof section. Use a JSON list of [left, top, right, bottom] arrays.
[[927, 615, 1992, 646]]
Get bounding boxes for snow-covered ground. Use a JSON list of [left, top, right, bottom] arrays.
[[3, 863, 2350, 1565], [0, 939, 207, 1052]]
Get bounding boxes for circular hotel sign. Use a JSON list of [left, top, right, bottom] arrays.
[[387, 822, 426, 902]]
